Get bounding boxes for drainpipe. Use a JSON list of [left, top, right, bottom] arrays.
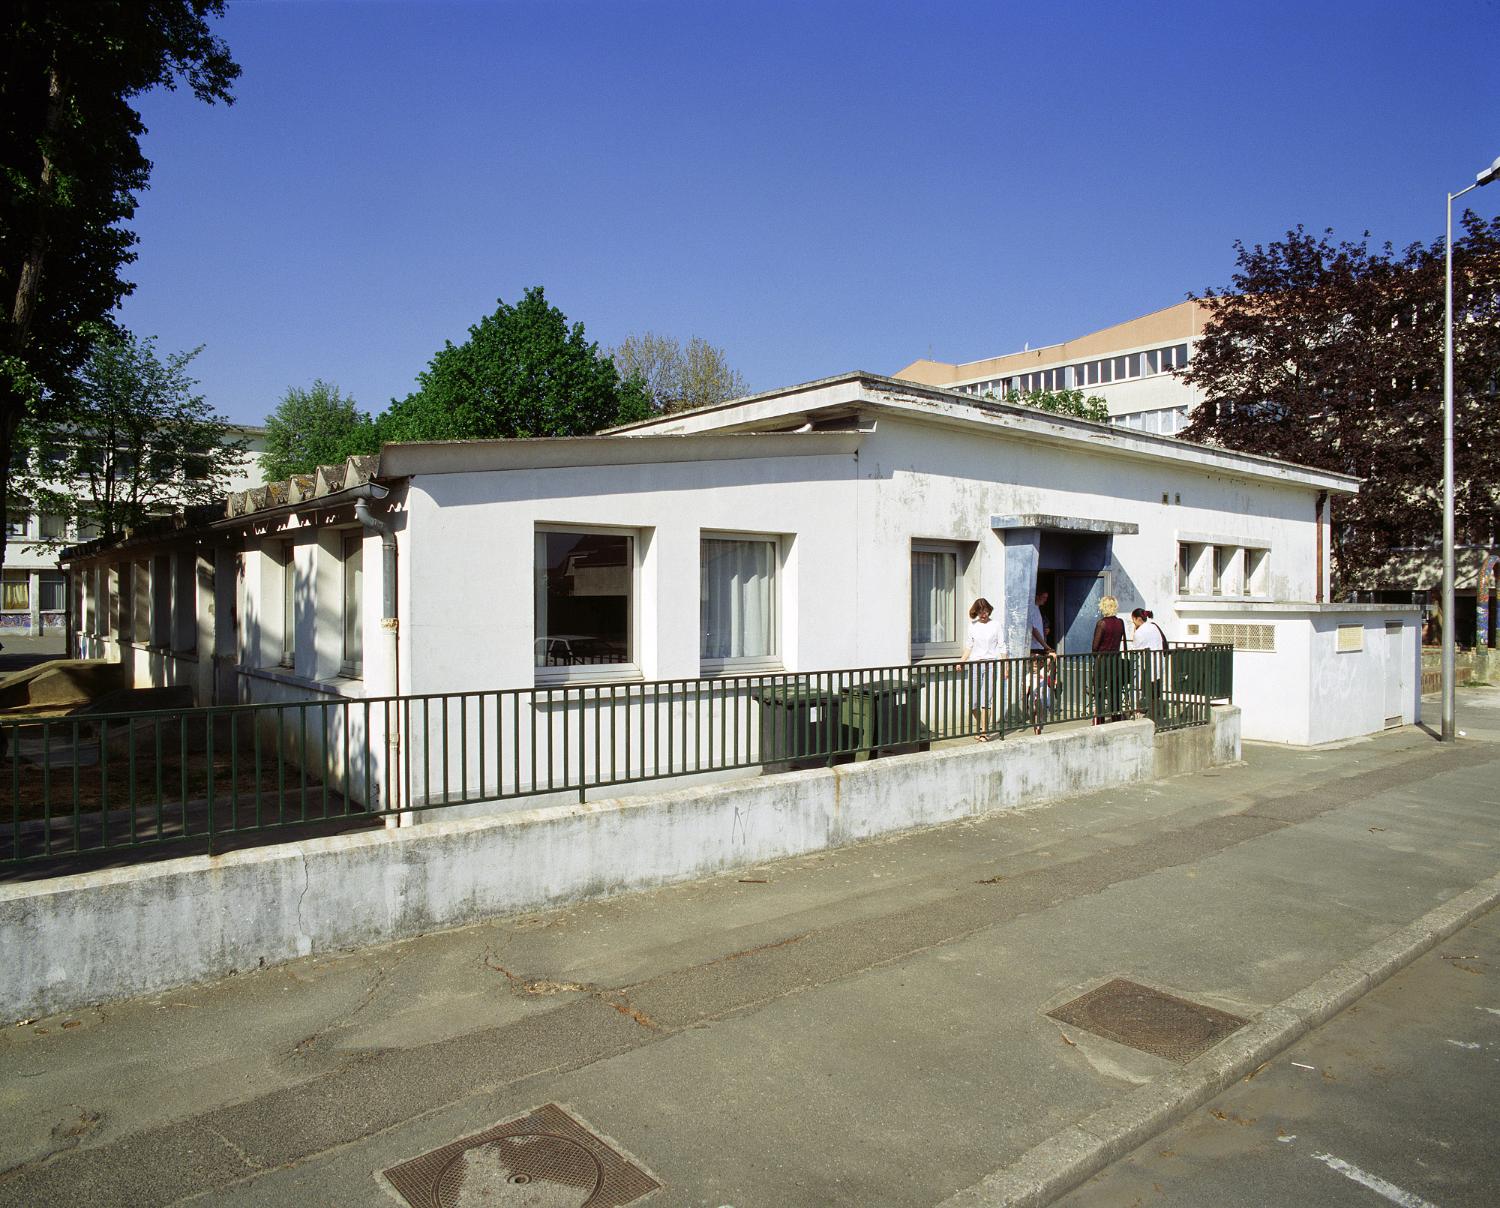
[[354, 488, 404, 826], [1315, 491, 1328, 604]]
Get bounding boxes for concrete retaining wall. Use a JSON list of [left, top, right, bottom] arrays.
[[1, 707, 1239, 1021]]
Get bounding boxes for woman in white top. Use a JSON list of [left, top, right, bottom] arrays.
[[959, 597, 1007, 740], [1129, 607, 1166, 718]]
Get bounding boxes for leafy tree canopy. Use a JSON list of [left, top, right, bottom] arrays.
[[613, 331, 748, 413], [0, 1, 239, 563], [261, 380, 379, 481], [1178, 216, 1500, 590], [12, 327, 246, 545], [380, 287, 652, 443], [984, 387, 1110, 422]]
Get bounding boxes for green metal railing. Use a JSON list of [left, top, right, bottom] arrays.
[[1, 645, 1230, 868]]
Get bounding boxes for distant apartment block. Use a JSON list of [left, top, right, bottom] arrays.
[[893, 299, 1208, 437], [3, 425, 269, 637]]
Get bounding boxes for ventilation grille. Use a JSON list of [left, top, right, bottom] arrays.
[[1209, 623, 1275, 651], [1336, 624, 1364, 652]]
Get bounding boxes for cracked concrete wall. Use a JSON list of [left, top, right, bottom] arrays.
[[0, 709, 1239, 1020]]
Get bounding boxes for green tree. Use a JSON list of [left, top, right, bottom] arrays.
[[613, 331, 748, 413], [985, 387, 1110, 422], [0, 1, 239, 566], [1178, 217, 1500, 589], [261, 380, 380, 480], [12, 327, 246, 545], [380, 287, 651, 442]]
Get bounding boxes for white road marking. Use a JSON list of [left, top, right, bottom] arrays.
[[1477, 1006, 1500, 1017], [1310, 1152, 1441, 1208], [1290, 1061, 1316, 1069], [1445, 1039, 1481, 1050], [1276, 1134, 1297, 1144]]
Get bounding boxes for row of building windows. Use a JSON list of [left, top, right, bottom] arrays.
[[1, 569, 66, 613], [956, 343, 1192, 399], [536, 529, 969, 681], [1113, 406, 1191, 436], [1177, 541, 1271, 598], [5, 511, 96, 543]]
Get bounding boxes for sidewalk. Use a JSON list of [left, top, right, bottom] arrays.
[[1, 688, 1496, 1207]]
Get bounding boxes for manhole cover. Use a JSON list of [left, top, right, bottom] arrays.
[[381, 1103, 660, 1207], [1046, 977, 1247, 1063]]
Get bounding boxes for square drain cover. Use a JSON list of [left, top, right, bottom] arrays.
[[380, 1102, 660, 1207], [1047, 977, 1247, 1064]]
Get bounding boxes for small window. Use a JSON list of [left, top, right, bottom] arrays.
[[152, 553, 172, 647], [1211, 546, 1234, 595], [1245, 548, 1269, 597], [701, 535, 778, 670], [535, 529, 634, 679], [1, 570, 29, 611], [281, 543, 297, 666], [173, 552, 196, 653], [341, 532, 363, 678], [38, 513, 67, 541], [1177, 542, 1195, 595], [131, 560, 151, 641], [4, 512, 28, 538], [911, 545, 961, 659]]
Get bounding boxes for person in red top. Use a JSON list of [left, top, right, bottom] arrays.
[[1091, 594, 1127, 723]]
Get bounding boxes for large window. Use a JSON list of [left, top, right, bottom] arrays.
[[535, 529, 633, 677], [341, 532, 362, 677], [911, 545, 960, 659], [701, 536, 778, 669]]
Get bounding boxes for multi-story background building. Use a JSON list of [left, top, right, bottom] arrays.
[[893, 299, 1207, 437], [2, 424, 269, 637]]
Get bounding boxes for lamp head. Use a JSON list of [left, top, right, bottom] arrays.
[[1478, 155, 1500, 187]]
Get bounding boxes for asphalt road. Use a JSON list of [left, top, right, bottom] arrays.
[[1057, 905, 1500, 1208]]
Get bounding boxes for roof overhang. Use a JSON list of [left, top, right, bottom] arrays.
[[608, 372, 1361, 497]]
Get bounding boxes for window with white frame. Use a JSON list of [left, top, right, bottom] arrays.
[[701, 534, 778, 670], [38, 513, 67, 541], [39, 571, 65, 614], [5, 512, 28, 538], [281, 542, 297, 666], [1, 569, 29, 612], [911, 543, 962, 659], [341, 532, 363, 678], [535, 528, 634, 679]]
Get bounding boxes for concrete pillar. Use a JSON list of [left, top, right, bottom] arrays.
[[1001, 529, 1040, 657]]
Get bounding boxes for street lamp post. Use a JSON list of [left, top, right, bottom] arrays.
[[1442, 154, 1500, 742]]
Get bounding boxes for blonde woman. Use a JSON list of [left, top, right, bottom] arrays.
[[959, 597, 1006, 740], [1091, 594, 1127, 723]]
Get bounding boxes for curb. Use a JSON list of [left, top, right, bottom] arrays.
[[937, 872, 1500, 1208]]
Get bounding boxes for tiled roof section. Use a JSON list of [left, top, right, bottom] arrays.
[[226, 455, 378, 519]]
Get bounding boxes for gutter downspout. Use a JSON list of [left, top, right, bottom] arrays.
[[1315, 491, 1328, 604], [354, 488, 404, 827]]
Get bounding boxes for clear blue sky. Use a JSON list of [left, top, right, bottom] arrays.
[[118, 0, 1500, 428]]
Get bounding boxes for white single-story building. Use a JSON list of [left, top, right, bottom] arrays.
[[61, 374, 1420, 807]]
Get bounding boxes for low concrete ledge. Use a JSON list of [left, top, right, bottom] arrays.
[[0, 708, 1240, 1021]]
